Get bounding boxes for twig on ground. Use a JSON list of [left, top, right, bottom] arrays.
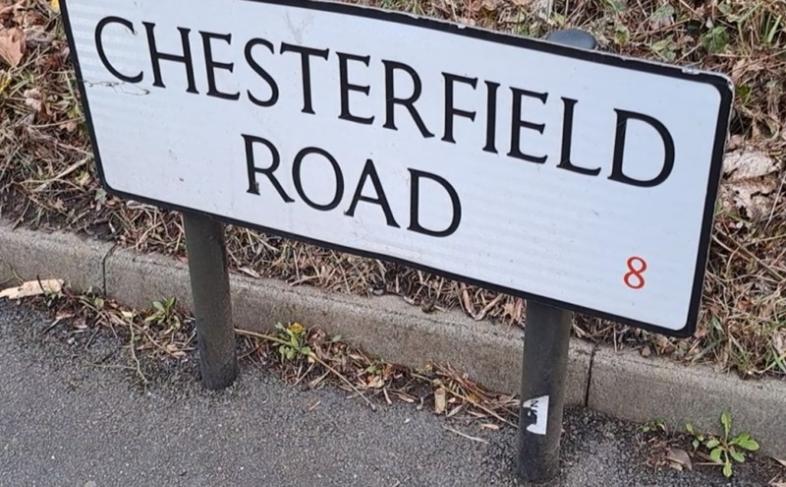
[[127, 322, 148, 385], [442, 425, 489, 444]]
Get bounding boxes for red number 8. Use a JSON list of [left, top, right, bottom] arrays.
[[624, 257, 648, 290]]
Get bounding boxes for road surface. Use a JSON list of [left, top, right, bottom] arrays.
[[0, 300, 779, 486]]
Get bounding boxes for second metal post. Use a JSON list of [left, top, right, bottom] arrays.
[[516, 300, 574, 481]]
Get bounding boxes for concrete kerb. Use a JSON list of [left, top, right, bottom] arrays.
[[1, 223, 784, 455], [0, 221, 111, 293], [589, 347, 786, 456]]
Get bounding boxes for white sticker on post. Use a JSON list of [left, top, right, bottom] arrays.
[[521, 395, 550, 436]]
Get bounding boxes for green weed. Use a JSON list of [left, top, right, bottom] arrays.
[[687, 412, 760, 478]]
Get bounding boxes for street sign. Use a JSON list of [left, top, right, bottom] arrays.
[[61, 0, 733, 336]]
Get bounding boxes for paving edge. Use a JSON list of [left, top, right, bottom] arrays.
[[0, 222, 784, 456]]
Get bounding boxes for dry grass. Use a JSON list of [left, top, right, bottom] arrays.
[[0, 0, 784, 378]]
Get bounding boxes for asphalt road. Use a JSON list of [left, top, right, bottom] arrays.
[[0, 300, 780, 486]]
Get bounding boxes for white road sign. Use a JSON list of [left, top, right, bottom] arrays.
[[62, 0, 733, 335]]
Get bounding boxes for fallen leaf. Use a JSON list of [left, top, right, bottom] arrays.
[[63, 120, 78, 133], [365, 374, 385, 389], [446, 404, 464, 418], [666, 447, 693, 471], [0, 27, 25, 67], [532, 0, 553, 19], [724, 149, 779, 180], [23, 88, 43, 113], [50, 0, 60, 13], [434, 387, 447, 414], [720, 149, 780, 222], [649, 4, 675, 29], [0, 279, 64, 300], [720, 180, 778, 221], [165, 344, 186, 358], [479, 0, 499, 13]]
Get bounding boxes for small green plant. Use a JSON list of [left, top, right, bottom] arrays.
[[650, 36, 678, 62], [614, 23, 631, 46], [79, 294, 105, 313], [602, 0, 626, 15], [686, 411, 760, 478], [275, 322, 312, 361], [701, 26, 730, 54], [649, 3, 675, 29], [640, 418, 667, 434], [365, 363, 382, 376], [144, 298, 181, 331]]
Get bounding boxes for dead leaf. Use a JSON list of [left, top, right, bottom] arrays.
[[0, 27, 25, 67], [720, 181, 777, 221], [434, 387, 447, 414], [724, 149, 779, 180], [479, 0, 499, 12], [165, 343, 186, 358], [50, 0, 60, 13], [666, 447, 693, 471], [0, 279, 63, 300], [63, 120, 78, 133], [365, 374, 385, 389], [446, 404, 464, 418], [532, 0, 553, 19], [720, 149, 780, 222], [23, 88, 43, 113], [649, 4, 675, 30]]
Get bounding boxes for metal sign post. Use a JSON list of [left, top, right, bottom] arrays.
[[183, 212, 238, 390], [516, 29, 597, 483], [517, 301, 574, 481]]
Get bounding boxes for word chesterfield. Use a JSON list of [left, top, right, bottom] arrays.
[[94, 16, 676, 237]]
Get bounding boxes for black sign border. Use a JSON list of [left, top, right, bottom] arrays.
[[60, 0, 733, 338]]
